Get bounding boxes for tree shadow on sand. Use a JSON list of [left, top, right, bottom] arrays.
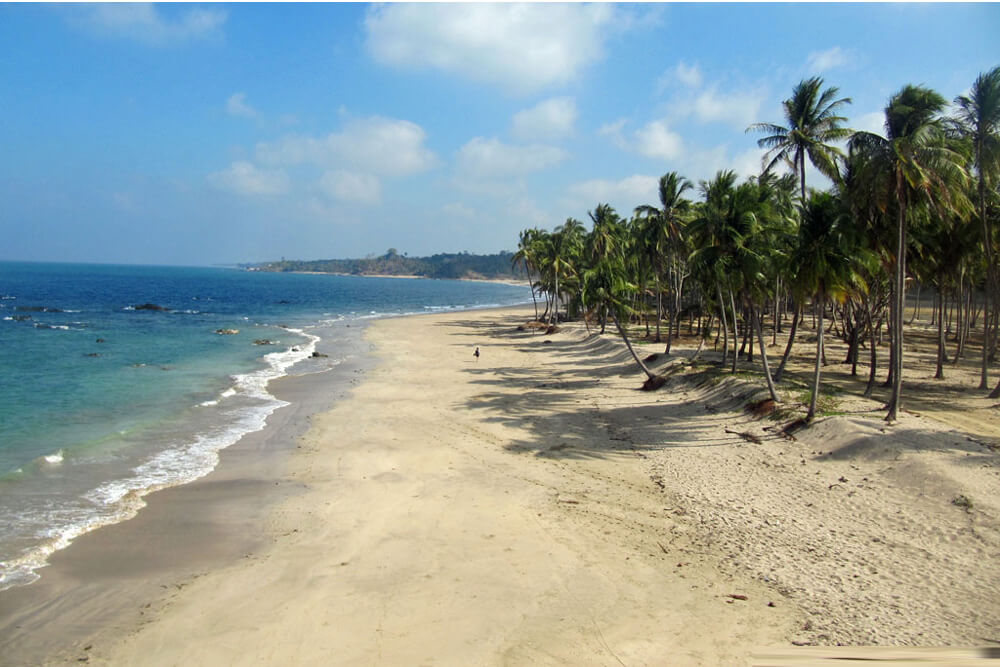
[[448, 315, 1000, 466]]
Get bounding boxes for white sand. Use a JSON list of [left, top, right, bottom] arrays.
[[57, 306, 1000, 664]]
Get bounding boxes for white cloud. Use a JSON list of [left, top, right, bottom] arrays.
[[684, 87, 766, 129], [209, 161, 289, 196], [567, 175, 659, 211], [319, 170, 381, 205], [68, 4, 226, 45], [455, 137, 568, 179], [674, 61, 703, 88], [442, 202, 477, 220], [226, 92, 257, 118], [598, 119, 628, 149], [364, 3, 618, 94], [256, 116, 438, 176], [729, 146, 768, 181], [601, 119, 684, 161], [634, 121, 684, 160], [506, 198, 551, 228], [511, 97, 577, 141], [852, 111, 885, 137], [806, 46, 849, 74]]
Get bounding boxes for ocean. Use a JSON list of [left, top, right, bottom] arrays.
[[0, 261, 530, 591]]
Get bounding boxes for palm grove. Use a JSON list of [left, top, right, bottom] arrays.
[[513, 68, 1000, 423]]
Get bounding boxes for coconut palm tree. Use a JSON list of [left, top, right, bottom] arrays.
[[690, 172, 784, 401], [538, 220, 584, 325], [635, 172, 693, 349], [512, 228, 542, 321], [850, 84, 970, 421], [748, 76, 853, 203], [792, 191, 866, 421], [953, 66, 1000, 395], [689, 171, 740, 369], [578, 216, 662, 384]]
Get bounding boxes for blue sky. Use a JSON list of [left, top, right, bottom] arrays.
[[1, 3, 998, 266]]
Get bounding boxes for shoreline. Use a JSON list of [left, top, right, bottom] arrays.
[[3, 305, 997, 664], [0, 321, 377, 663]]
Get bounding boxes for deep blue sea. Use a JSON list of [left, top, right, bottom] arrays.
[[0, 262, 529, 590]]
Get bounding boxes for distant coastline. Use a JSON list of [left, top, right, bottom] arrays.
[[282, 271, 524, 288], [243, 249, 527, 282]]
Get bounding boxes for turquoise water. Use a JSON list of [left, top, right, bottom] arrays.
[[0, 262, 529, 590]]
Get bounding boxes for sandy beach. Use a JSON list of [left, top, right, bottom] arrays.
[[3, 304, 999, 665]]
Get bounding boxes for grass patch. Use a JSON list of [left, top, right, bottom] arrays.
[[796, 389, 840, 416]]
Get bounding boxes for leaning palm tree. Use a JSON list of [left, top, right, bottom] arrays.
[[953, 66, 1000, 395], [579, 235, 663, 386], [850, 84, 970, 422], [748, 76, 853, 203]]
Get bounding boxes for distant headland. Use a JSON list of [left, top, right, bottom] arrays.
[[242, 248, 526, 281]]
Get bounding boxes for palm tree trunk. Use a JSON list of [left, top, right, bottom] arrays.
[[807, 292, 825, 422], [935, 282, 946, 379], [773, 276, 780, 344], [524, 260, 538, 321], [729, 288, 739, 373], [907, 282, 921, 325], [716, 282, 729, 368], [864, 314, 880, 398], [552, 273, 560, 326], [610, 309, 657, 380], [887, 181, 906, 423], [978, 170, 996, 390], [774, 302, 800, 382], [752, 306, 779, 403], [654, 275, 662, 343], [665, 282, 675, 355]]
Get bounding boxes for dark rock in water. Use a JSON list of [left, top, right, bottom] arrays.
[[311, 351, 328, 358], [291, 346, 300, 352], [96, 338, 106, 344], [84, 352, 101, 357], [214, 328, 239, 335], [253, 339, 275, 345], [133, 303, 167, 311], [12, 315, 32, 322], [17, 306, 63, 312]]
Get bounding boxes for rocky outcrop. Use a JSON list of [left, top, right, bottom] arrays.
[[16, 306, 64, 312], [215, 328, 239, 335]]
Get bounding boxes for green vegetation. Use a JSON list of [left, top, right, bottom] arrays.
[[246, 249, 525, 281], [515, 68, 1000, 423]]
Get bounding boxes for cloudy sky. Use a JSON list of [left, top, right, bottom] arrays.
[[1, 3, 998, 266]]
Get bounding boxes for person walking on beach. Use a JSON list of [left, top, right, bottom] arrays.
[[474, 346, 480, 362]]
